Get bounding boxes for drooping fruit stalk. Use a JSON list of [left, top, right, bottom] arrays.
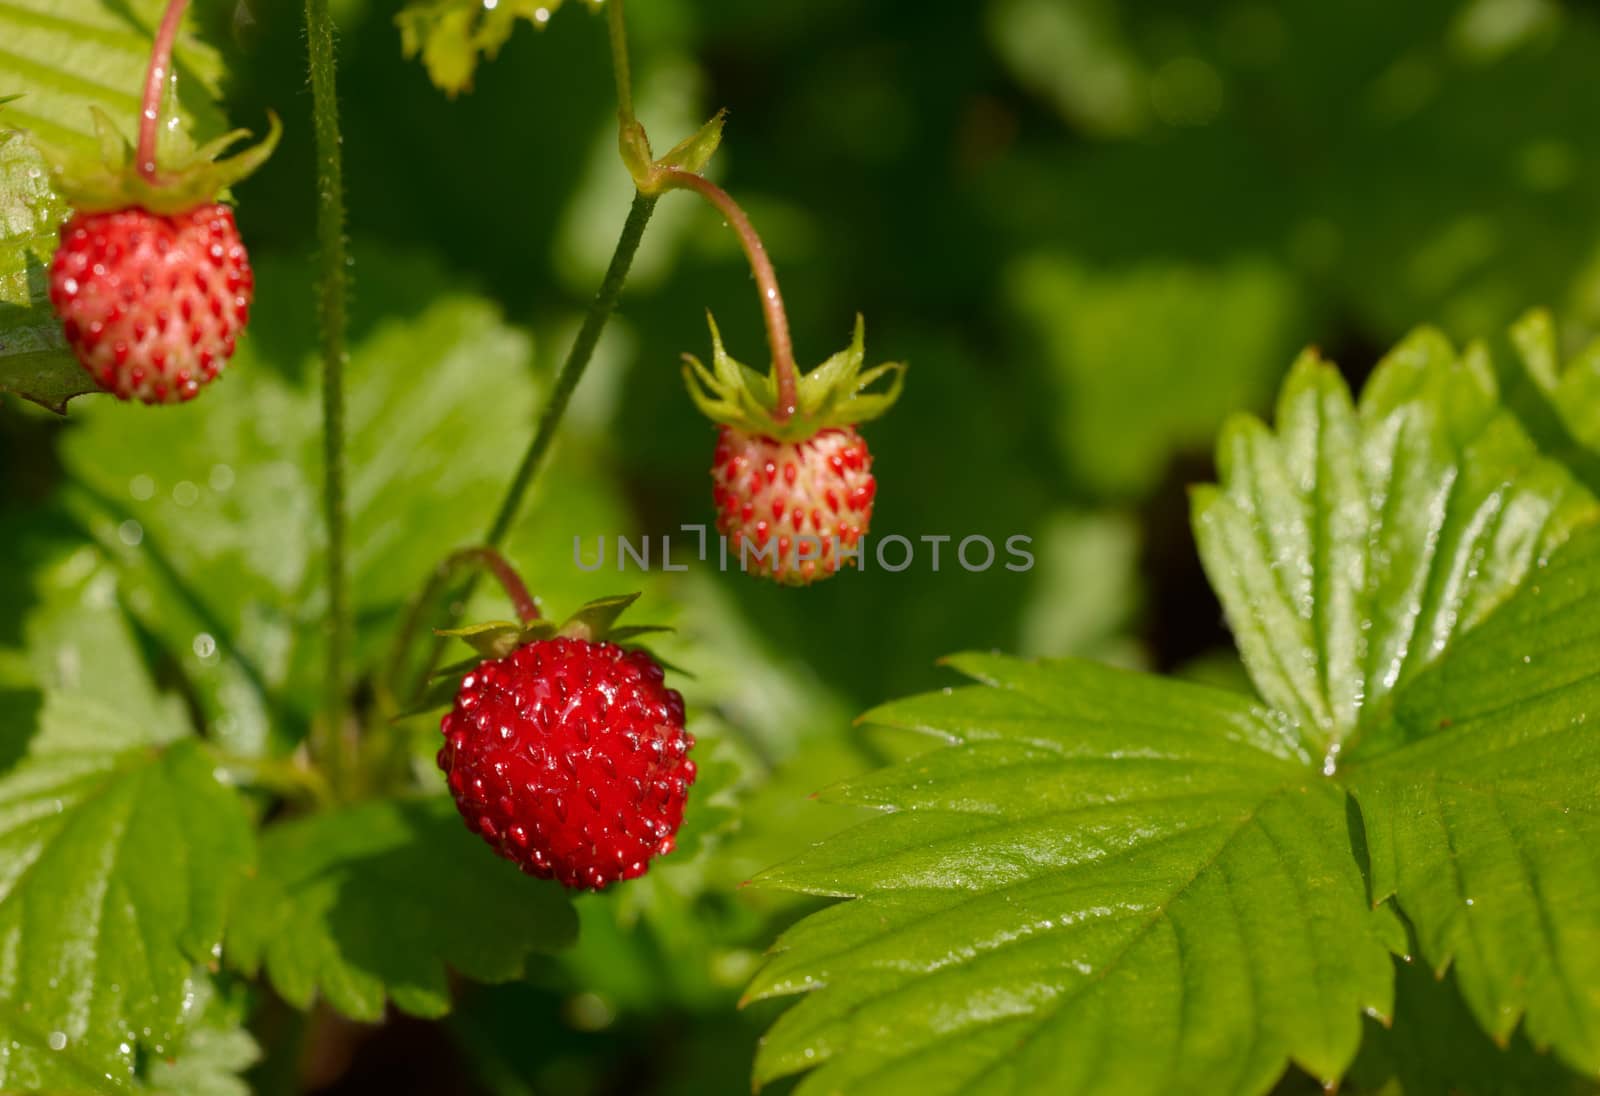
[[137, 0, 192, 181], [660, 167, 799, 421]]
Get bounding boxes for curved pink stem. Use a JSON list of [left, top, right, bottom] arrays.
[[137, 0, 192, 181], [660, 167, 799, 421]]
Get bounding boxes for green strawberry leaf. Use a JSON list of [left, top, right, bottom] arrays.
[[1346, 523, 1600, 1073], [227, 796, 577, 1021], [748, 654, 1393, 1095], [0, 559, 254, 1092], [1191, 329, 1596, 766], [397, 0, 603, 95], [0, 0, 227, 412], [753, 319, 1600, 1093], [59, 247, 540, 752], [143, 977, 260, 1096], [1501, 308, 1600, 493]]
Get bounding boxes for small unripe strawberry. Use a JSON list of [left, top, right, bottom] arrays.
[[18, 72, 278, 406], [712, 425, 876, 584], [684, 315, 903, 585], [50, 204, 253, 404], [438, 634, 695, 890]]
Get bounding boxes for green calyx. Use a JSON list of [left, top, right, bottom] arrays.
[[436, 593, 670, 662], [22, 89, 280, 215], [682, 312, 906, 442]]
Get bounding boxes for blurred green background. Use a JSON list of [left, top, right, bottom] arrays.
[[7, 0, 1600, 1091]]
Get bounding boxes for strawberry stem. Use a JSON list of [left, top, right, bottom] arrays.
[[137, 0, 191, 181], [461, 547, 541, 625], [396, 7, 662, 704], [385, 547, 543, 704], [305, 0, 353, 796], [392, 195, 659, 704], [608, 0, 635, 126], [661, 167, 799, 421]]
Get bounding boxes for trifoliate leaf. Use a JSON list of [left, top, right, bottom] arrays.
[[755, 317, 1600, 1093], [0, 0, 226, 411], [227, 797, 577, 1021], [749, 654, 1393, 1095], [1192, 328, 1596, 767], [397, 0, 603, 96], [1346, 523, 1600, 1073], [1190, 318, 1600, 1074], [0, 561, 253, 1093]]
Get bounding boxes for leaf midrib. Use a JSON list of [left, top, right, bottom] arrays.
[[779, 778, 1305, 1092], [934, 779, 1304, 1095]]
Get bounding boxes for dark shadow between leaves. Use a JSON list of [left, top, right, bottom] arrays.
[[1343, 788, 1376, 905], [0, 688, 42, 773], [1346, 957, 1591, 1095], [1488, 329, 1600, 501]]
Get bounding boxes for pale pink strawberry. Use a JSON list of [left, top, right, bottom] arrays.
[[711, 425, 876, 584]]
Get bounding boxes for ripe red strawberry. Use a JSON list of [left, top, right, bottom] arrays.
[[438, 635, 695, 890], [50, 205, 253, 404], [712, 425, 876, 584], [685, 316, 904, 585]]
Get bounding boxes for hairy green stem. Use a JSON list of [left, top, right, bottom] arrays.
[[137, 0, 191, 179], [396, 5, 658, 703], [305, 0, 352, 792], [485, 192, 658, 547], [402, 192, 659, 700], [660, 167, 798, 419], [608, 0, 635, 125]]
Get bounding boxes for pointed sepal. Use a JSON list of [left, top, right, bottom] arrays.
[[559, 592, 642, 642], [623, 109, 728, 196], [683, 312, 906, 442], [434, 620, 527, 659], [18, 87, 280, 215], [428, 592, 673, 705]]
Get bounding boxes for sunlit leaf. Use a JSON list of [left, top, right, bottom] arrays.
[[1348, 524, 1600, 1073], [750, 654, 1392, 1095], [1192, 329, 1595, 764], [0, 559, 253, 1092]]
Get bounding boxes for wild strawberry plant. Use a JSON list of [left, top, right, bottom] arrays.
[[0, 2, 1598, 1095]]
